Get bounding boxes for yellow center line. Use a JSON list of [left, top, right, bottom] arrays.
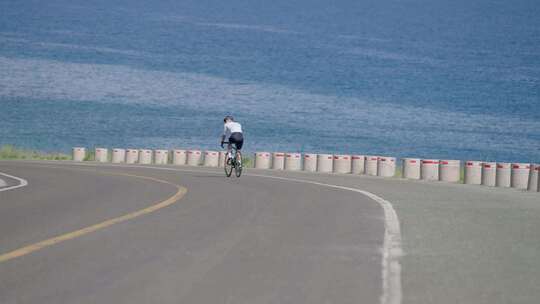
[[0, 169, 188, 263]]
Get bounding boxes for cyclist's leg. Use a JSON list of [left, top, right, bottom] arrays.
[[234, 145, 242, 166], [235, 146, 242, 165], [226, 142, 233, 158]]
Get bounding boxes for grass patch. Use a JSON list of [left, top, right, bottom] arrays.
[[0, 145, 71, 161], [84, 150, 95, 161], [242, 155, 253, 168]]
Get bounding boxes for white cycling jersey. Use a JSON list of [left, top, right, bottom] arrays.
[[223, 121, 243, 140]]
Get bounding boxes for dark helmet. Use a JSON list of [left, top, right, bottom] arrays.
[[223, 115, 234, 122]]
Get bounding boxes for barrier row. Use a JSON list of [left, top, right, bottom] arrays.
[[253, 153, 397, 177], [72, 147, 539, 192], [73, 147, 226, 167], [254, 152, 539, 192], [401, 159, 537, 190]]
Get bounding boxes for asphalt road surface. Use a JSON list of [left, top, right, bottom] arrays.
[[0, 160, 539, 304]]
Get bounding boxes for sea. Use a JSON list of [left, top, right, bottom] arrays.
[[1, 0, 539, 162]]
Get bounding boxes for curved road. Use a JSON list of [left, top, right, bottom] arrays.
[[1, 160, 539, 304]]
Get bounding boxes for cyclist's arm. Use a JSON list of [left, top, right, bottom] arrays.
[[221, 125, 227, 145]]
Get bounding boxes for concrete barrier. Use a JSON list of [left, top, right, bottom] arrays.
[[351, 155, 365, 174], [439, 160, 460, 183], [186, 150, 202, 166], [317, 154, 333, 173], [402, 158, 421, 179], [421, 159, 439, 181], [95, 148, 108, 163], [481, 162, 496, 187], [218, 151, 227, 167], [365, 156, 379, 176], [527, 164, 539, 192], [111, 148, 126, 163], [303, 153, 317, 172], [138, 149, 153, 164], [272, 153, 285, 170], [464, 161, 482, 185], [73, 147, 86, 162], [511, 163, 530, 190], [285, 153, 302, 171], [126, 149, 139, 164], [172, 149, 187, 165], [333, 155, 352, 174], [377, 157, 396, 177], [496, 163, 511, 188], [203, 151, 219, 167], [254, 152, 272, 169], [154, 150, 169, 165]]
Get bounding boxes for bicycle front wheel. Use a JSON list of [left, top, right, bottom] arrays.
[[224, 157, 233, 177], [234, 153, 243, 177]]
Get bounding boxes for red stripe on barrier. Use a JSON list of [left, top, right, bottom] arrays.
[[512, 165, 530, 169], [275, 154, 284, 157], [409, 160, 417, 163], [352, 156, 362, 159], [422, 160, 438, 164], [484, 164, 492, 168], [327, 156, 332, 159]]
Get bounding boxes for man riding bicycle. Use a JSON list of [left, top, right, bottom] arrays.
[[220, 115, 244, 160]]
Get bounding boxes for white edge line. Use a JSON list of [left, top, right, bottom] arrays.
[[246, 173, 403, 304], [11, 162, 402, 304], [0, 172, 29, 192]]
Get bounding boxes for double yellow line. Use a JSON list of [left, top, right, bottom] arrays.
[[0, 170, 187, 263]]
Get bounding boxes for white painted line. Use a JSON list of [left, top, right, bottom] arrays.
[[0, 172, 29, 192], [246, 173, 403, 304], [15, 162, 402, 304]]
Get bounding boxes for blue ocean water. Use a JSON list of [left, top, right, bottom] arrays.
[[1, 0, 539, 162]]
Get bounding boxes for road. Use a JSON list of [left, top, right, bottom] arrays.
[[0, 160, 539, 304]]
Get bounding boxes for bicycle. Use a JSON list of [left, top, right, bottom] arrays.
[[222, 142, 243, 177]]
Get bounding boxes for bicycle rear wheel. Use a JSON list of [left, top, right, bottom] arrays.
[[234, 153, 243, 177], [224, 156, 233, 177]]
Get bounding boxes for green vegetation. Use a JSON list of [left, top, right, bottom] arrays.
[[242, 155, 253, 168], [0, 145, 71, 160], [394, 165, 403, 178], [84, 150, 95, 161]]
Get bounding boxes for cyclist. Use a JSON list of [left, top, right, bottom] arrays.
[[220, 116, 244, 162]]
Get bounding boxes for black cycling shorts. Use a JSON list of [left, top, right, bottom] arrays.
[[228, 132, 244, 150]]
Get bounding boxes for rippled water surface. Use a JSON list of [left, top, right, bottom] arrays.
[[1, 0, 539, 162]]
